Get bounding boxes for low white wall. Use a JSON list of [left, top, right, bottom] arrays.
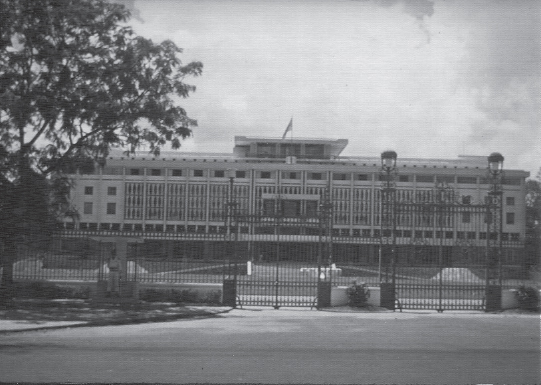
[[330, 286, 348, 306], [501, 289, 519, 310]]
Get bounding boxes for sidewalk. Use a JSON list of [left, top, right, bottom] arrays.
[[0, 298, 232, 333]]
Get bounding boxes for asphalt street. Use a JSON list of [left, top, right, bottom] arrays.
[[0, 308, 539, 384]]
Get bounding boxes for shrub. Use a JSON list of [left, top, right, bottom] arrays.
[[346, 281, 370, 308], [139, 287, 221, 304], [516, 286, 540, 312]]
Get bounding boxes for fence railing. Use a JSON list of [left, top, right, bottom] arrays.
[[12, 255, 240, 284], [10, 255, 535, 288]]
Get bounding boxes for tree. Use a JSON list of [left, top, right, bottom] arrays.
[[525, 168, 541, 269], [0, 0, 202, 304]]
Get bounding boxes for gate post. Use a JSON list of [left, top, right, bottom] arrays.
[[485, 284, 501, 312], [317, 281, 331, 309], [380, 282, 395, 310], [223, 278, 237, 308]]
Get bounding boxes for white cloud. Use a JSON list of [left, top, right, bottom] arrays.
[[128, 0, 540, 176]]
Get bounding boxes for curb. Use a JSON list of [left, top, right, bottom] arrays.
[[0, 307, 234, 334]]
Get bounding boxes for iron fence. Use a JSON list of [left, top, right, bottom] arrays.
[[12, 253, 238, 284]]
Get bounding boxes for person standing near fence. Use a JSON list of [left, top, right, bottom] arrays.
[[107, 248, 121, 297]]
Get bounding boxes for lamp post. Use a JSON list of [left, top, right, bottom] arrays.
[[317, 180, 333, 309], [380, 150, 397, 310], [274, 194, 281, 309], [435, 181, 452, 313], [222, 169, 237, 308], [227, 169, 238, 281], [485, 152, 504, 312]]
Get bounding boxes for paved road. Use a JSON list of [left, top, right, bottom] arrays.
[[0, 308, 539, 384]]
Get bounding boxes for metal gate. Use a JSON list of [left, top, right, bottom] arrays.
[[236, 260, 320, 308], [228, 193, 334, 308], [380, 182, 509, 312]]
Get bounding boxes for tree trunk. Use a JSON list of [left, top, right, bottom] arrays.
[[0, 238, 16, 308]]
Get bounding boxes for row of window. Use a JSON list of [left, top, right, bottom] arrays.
[[460, 211, 515, 224], [66, 221, 521, 241], [100, 167, 522, 185], [84, 184, 518, 209], [83, 202, 116, 215], [81, 192, 516, 224], [84, 186, 117, 196]]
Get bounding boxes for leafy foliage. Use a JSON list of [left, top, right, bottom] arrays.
[[525, 169, 541, 268], [0, 0, 202, 297], [516, 286, 540, 312], [346, 281, 370, 308], [1, 0, 202, 179]]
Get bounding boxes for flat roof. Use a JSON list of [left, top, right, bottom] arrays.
[[234, 136, 349, 157]]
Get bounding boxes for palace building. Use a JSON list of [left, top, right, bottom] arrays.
[[60, 136, 529, 266]]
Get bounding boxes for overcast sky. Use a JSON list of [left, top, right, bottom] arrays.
[[123, 0, 540, 176]]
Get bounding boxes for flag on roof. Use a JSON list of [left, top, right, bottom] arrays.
[[282, 118, 292, 139]]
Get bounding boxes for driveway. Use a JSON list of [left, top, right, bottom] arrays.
[[0, 308, 538, 384]]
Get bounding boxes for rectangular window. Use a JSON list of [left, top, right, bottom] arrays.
[[236, 170, 246, 178], [399, 175, 410, 182], [106, 203, 116, 215], [283, 172, 299, 180], [467, 232, 476, 240], [436, 175, 455, 184], [457, 176, 477, 184], [357, 174, 369, 181], [130, 168, 141, 176], [171, 169, 183, 177], [304, 144, 325, 159], [84, 186, 93, 195], [83, 202, 93, 215], [260, 171, 272, 179], [308, 172, 323, 180], [107, 187, 117, 196], [193, 169, 204, 177], [506, 212, 515, 225], [416, 175, 434, 183], [333, 173, 348, 181], [103, 167, 122, 175], [214, 170, 225, 178], [503, 178, 521, 186], [263, 200, 275, 216], [305, 200, 318, 217], [150, 169, 162, 176], [462, 212, 471, 223], [282, 200, 301, 217], [257, 143, 276, 158], [506, 197, 515, 206], [280, 143, 301, 157]]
